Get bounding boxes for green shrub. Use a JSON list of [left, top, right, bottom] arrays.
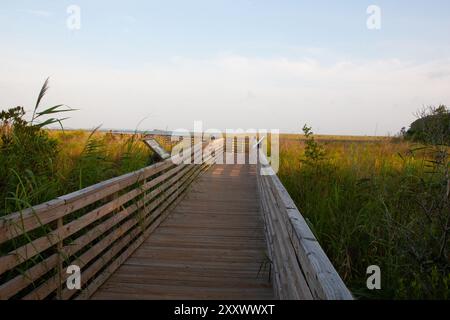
[[406, 105, 450, 145], [0, 79, 72, 214]]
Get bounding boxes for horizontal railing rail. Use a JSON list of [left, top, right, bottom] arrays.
[[257, 152, 353, 300], [0, 140, 223, 300]]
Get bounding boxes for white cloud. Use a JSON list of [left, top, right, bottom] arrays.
[[1, 52, 449, 135]]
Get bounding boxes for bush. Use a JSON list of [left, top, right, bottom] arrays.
[[0, 79, 72, 214], [406, 105, 450, 145]]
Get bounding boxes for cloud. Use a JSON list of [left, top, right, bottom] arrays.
[[1, 52, 450, 135]]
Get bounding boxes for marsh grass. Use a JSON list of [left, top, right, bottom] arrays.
[[0, 80, 157, 217], [278, 132, 450, 299], [0, 128, 154, 218]]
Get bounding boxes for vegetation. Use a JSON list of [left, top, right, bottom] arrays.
[[278, 122, 450, 299], [300, 124, 326, 166], [0, 81, 153, 217], [405, 105, 450, 145], [1, 80, 448, 299]]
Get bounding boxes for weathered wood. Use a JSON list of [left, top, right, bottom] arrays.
[[71, 153, 213, 299], [256, 153, 353, 300], [260, 174, 298, 299], [0, 254, 59, 299], [0, 149, 202, 274], [26, 159, 211, 300], [0, 143, 204, 246], [0, 141, 216, 300], [0, 160, 174, 244], [56, 217, 63, 300], [79, 160, 209, 299], [260, 175, 312, 299], [91, 164, 274, 300], [258, 176, 285, 299], [256, 170, 281, 298]]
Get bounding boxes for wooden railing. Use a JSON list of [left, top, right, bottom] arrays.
[[257, 152, 353, 300], [0, 141, 222, 300]]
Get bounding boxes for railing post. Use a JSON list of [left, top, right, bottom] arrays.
[[56, 217, 63, 300]]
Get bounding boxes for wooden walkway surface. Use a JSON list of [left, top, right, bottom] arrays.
[[92, 164, 274, 300]]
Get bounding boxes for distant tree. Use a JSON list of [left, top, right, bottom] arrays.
[[405, 105, 450, 145], [301, 124, 326, 167], [400, 127, 407, 137]]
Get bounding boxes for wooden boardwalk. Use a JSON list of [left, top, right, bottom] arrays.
[[0, 139, 352, 300], [92, 164, 274, 300]]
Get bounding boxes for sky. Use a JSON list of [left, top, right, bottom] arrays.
[[1, 0, 450, 135]]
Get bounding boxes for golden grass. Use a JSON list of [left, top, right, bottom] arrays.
[[277, 135, 449, 299]]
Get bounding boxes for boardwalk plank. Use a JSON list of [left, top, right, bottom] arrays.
[[92, 164, 274, 300]]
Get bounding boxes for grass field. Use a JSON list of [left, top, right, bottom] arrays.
[[278, 133, 449, 299], [0, 128, 169, 217]]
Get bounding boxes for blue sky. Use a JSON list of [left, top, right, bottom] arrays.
[[1, 1, 450, 134]]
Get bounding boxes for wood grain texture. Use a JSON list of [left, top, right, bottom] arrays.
[[257, 153, 353, 300], [0, 160, 174, 244], [92, 164, 274, 300]]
